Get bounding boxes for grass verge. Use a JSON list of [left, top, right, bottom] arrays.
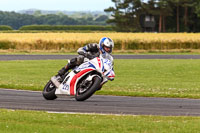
[[0, 59, 200, 98], [0, 109, 200, 133]]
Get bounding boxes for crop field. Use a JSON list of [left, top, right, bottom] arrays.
[[1, 33, 200, 53]]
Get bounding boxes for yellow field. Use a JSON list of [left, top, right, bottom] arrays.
[[1, 32, 200, 42], [0, 33, 200, 52]]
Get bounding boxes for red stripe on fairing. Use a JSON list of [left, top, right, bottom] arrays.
[[97, 57, 101, 69], [70, 69, 93, 95]]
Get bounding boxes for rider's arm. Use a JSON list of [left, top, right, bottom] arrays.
[[77, 43, 99, 59], [77, 46, 87, 56], [107, 68, 115, 81]]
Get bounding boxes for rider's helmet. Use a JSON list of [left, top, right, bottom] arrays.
[[99, 37, 114, 54]]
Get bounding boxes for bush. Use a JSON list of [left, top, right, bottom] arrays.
[[0, 25, 13, 30], [0, 41, 15, 49], [19, 25, 114, 31]]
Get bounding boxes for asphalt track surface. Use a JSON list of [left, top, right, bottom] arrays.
[[1, 54, 200, 60], [1, 54, 200, 116], [0, 89, 200, 116]]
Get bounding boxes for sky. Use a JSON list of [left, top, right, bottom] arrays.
[[0, 0, 115, 11]]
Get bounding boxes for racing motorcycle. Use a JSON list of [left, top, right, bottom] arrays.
[[42, 54, 115, 101]]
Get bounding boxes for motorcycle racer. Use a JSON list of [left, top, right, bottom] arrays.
[[57, 37, 114, 78]]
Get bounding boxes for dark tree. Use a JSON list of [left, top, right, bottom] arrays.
[[105, 0, 142, 32]]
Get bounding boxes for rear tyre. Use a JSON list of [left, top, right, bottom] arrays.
[[42, 80, 57, 100], [75, 76, 101, 101]]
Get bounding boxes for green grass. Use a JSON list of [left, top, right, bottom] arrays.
[[0, 59, 200, 98], [0, 109, 200, 133], [104, 59, 200, 98]]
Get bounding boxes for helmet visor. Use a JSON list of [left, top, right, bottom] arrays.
[[103, 45, 112, 53]]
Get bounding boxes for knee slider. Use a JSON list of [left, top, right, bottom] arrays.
[[77, 56, 84, 65], [69, 58, 77, 65]]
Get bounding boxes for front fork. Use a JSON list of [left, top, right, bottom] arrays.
[[51, 76, 61, 88]]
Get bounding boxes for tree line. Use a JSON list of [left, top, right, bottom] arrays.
[[1, 0, 200, 32], [0, 11, 109, 29], [105, 0, 200, 32]]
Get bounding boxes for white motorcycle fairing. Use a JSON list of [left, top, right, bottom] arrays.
[[54, 55, 115, 97]]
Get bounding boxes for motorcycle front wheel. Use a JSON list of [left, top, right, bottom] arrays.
[[42, 80, 57, 100], [75, 76, 101, 101]]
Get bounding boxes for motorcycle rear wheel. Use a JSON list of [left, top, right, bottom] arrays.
[[75, 76, 101, 101], [42, 80, 57, 100]]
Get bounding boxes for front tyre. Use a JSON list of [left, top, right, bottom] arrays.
[[42, 80, 57, 100], [75, 76, 101, 101]]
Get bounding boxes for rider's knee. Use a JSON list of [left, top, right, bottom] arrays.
[[76, 56, 84, 65], [69, 56, 84, 66], [69, 57, 77, 65]]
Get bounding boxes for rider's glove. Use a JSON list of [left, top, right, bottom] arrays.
[[85, 52, 99, 59], [85, 52, 93, 59], [108, 77, 114, 81]]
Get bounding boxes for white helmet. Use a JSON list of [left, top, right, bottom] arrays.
[[99, 37, 114, 54]]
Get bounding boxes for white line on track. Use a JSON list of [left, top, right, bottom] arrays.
[[47, 111, 137, 116]]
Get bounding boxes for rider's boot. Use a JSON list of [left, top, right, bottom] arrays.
[[57, 56, 84, 80], [57, 57, 79, 77], [52, 64, 71, 84], [58, 63, 73, 77]]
